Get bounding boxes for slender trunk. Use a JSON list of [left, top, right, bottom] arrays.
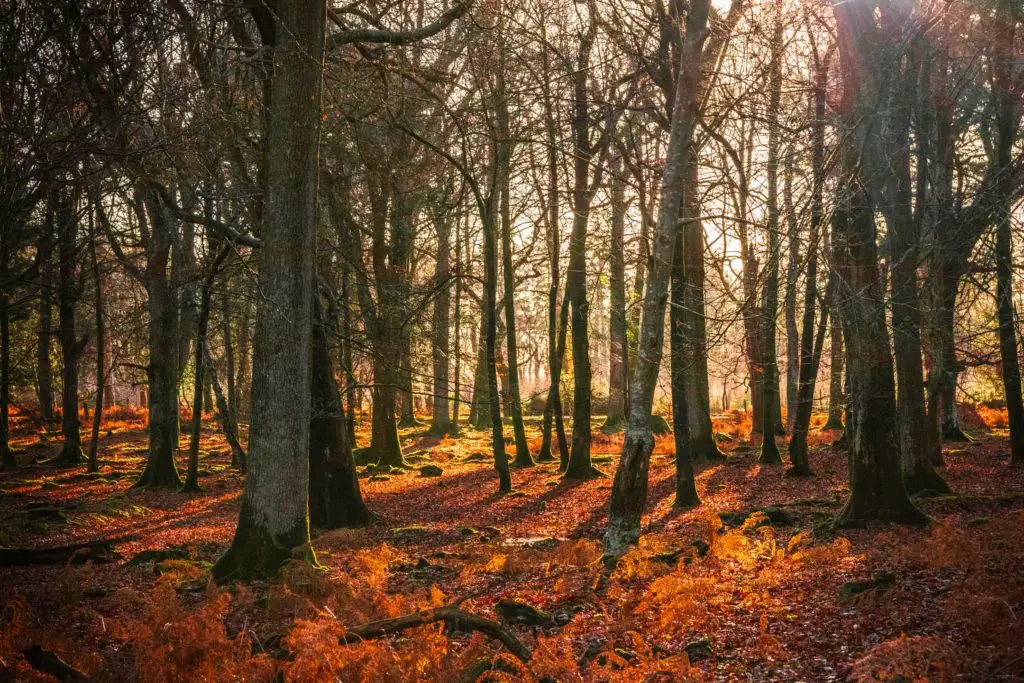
[[680, 157, 723, 461], [469, 313, 491, 429], [184, 248, 229, 491], [370, 345, 405, 468], [603, 155, 628, 432], [788, 276, 831, 476], [54, 189, 83, 466], [563, 12, 600, 480], [496, 64, 532, 466], [214, 0, 324, 581], [788, 57, 828, 475], [484, 206, 511, 491], [429, 214, 454, 436], [759, 4, 783, 465], [606, 0, 710, 557], [0, 226, 14, 468], [784, 153, 800, 428], [87, 227, 104, 473], [670, 214, 699, 507], [825, 313, 845, 429], [452, 213, 463, 433], [36, 223, 55, 423], [206, 346, 246, 471]]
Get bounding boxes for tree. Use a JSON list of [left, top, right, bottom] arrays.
[[606, 0, 711, 557], [831, 0, 927, 527], [213, 0, 325, 581]]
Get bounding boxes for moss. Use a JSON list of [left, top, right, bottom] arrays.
[[212, 505, 315, 584]]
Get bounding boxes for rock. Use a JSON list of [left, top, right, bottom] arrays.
[[127, 547, 190, 567], [391, 525, 433, 543], [369, 474, 390, 482], [495, 598, 554, 627], [418, 464, 443, 477], [684, 638, 713, 662], [652, 549, 684, 565], [650, 415, 671, 435], [840, 570, 896, 601], [520, 537, 560, 551], [463, 452, 490, 463], [719, 506, 796, 528]]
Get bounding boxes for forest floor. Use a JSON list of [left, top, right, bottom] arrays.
[[2, 407, 1024, 682]]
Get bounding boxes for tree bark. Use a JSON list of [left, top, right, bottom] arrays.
[[429, 212, 454, 437], [53, 187, 83, 466], [680, 157, 724, 462], [670, 213, 700, 508], [133, 193, 182, 488], [759, 2, 784, 466], [606, 0, 710, 557], [831, 0, 926, 526], [309, 292, 371, 528], [496, 60, 532, 467], [992, 0, 1024, 464], [603, 155, 628, 433], [36, 222, 55, 424], [87, 222, 104, 473], [214, 0, 324, 581]]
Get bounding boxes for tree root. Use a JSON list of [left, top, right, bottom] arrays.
[[342, 604, 532, 663]]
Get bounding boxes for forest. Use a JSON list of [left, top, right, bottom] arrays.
[[1, 0, 1023, 680]]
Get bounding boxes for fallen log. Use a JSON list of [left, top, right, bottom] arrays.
[[342, 605, 532, 663], [23, 645, 90, 681]]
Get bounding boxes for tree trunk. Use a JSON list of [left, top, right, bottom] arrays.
[[603, 155, 628, 433], [825, 313, 845, 429], [759, 4, 783, 466], [496, 64, 532, 467], [309, 293, 371, 528], [562, 11, 601, 480], [469, 313, 491, 429], [213, 0, 324, 581], [87, 222, 104, 473], [183, 248, 229, 492], [831, 2, 927, 526], [992, 0, 1024, 464], [206, 345, 246, 472], [784, 153, 800, 429], [0, 225, 15, 468], [680, 157, 723, 461], [788, 55, 829, 476], [670, 215, 699, 508], [133, 194, 181, 488], [36, 223, 55, 424], [53, 189, 83, 466], [429, 213, 454, 436], [484, 208, 511, 491], [606, 0, 710, 557]]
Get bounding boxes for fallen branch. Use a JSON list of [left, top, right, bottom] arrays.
[[22, 645, 90, 681], [342, 605, 532, 663], [0, 540, 118, 566]]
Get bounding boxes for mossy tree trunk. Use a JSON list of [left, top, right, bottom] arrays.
[[213, 0, 324, 582]]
